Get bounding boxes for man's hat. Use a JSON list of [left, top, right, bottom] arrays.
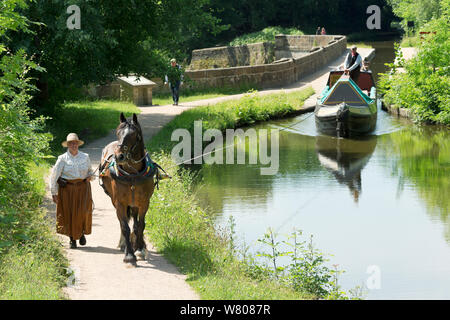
[[62, 133, 84, 147]]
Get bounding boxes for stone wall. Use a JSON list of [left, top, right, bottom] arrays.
[[274, 34, 339, 59], [189, 42, 275, 70], [185, 35, 347, 89]]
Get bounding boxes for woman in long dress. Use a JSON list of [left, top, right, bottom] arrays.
[[50, 133, 94, 248]]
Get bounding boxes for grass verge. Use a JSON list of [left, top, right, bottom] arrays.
[[0, 162, 68, 299], [45, 99, 141, 155], [152, 84, 260, 106], [229, 26, 304, 46], [148, 87, 315, 152], [145, 87, 317, 299]]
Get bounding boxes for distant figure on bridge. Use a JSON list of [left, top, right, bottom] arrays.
[[316, 27, 321, 35], [345, 46, 362, 82], [321, 27, 327, 35], [164, 58, 184, 106]]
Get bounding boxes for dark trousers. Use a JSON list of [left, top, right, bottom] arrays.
[[349, 67, 361, 84], [170, 81, 180, 104]]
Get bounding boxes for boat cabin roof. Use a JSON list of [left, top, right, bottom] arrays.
[[326, 70, 375, 91], [321, 75, 374, 106]]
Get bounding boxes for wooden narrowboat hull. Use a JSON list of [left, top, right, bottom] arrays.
[[315, 102, 377, 137]]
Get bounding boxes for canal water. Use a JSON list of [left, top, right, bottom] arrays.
[[194, 41, 450, 299]]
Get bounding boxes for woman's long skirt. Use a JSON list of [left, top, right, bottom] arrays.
[[56, 179, 92, 240]]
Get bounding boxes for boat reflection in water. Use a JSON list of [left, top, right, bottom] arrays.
[[315, 135, 377, 203]]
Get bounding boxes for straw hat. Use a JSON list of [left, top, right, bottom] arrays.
[[62, 133, 84, 147]]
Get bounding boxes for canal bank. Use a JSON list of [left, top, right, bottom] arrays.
[[380, 47, 418, 120]]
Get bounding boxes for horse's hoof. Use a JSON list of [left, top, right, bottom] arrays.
[[123, 254, 137, 265], [136, 249, 147, 260]]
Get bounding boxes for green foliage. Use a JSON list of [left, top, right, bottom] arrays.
[[379, 2, 450, 125], [0, 0, 68, 299], [229, 26, 303, 46], [45, 99, 140, 155], [252, 228, 357, 299], [388, 0, 443, 29], [0, 213, 69, 299], [7, 0, 226, 108], [0, 0, 51, 250], [152, 82, 259, 106], [400, 35, 420, 47]]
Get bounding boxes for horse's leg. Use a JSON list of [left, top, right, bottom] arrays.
[[130, 207, 139, 252], [117, 206, 129, 252], [116, 204, 136, 265], [134, 205, 149, 260], [118, 233, 126, 251]]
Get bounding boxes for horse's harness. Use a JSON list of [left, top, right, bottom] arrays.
[[116, 138, 145, 164], [99, 150, 167, 206]]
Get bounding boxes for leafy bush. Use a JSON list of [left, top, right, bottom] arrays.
[[229, 26, 304, 46], [252, 228, 359, 299], [0, 0, 68, 299], [0, 0, 51, 250], [378, 3, 450, 125]]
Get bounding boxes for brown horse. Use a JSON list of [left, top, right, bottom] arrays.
[[99, 113, 158, 265]]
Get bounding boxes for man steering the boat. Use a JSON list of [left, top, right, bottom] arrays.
[[344, 46, 362, 82]]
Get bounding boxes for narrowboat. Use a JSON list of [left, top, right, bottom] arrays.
[[315, 70, 377, 137]]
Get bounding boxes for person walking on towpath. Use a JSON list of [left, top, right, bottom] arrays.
[[50, 133, 95, 249], [164, 58, 184, 106], [344, 45, 362, 82]]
